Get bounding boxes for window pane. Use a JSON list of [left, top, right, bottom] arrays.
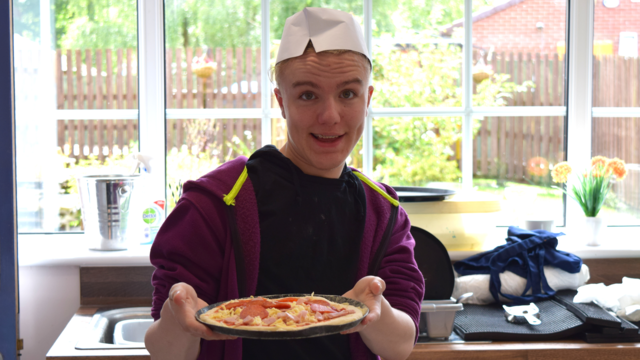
[[372, 2, 463, 108], [373, 117, 462, 186], [471, 0, 567, 107], [473, 116, 565, 227], [592, 1, 640, 225], [591, 117, 640, 226], [593, 0, 639, 109], [14, 0, 138, 232], [165, 0, 261, 109]]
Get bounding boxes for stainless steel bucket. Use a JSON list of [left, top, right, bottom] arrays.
[[77, 175, 139, 250]]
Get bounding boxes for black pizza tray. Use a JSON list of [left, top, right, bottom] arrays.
[[195, 294, 369, 340], [392, 186, 456, 202]]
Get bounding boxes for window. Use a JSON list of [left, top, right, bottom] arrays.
[[13, 0, 636, 235]]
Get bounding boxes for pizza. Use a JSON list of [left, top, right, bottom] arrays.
[[198, 295, 365, 331]]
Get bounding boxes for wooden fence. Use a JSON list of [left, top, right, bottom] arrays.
[[51, 48, 638, 180], [56, 48, 139, 160], [472, 52, 566, 181], [54, 47, 276, 161], [472, 54, 640, 182], [592, 55, 640, 164]]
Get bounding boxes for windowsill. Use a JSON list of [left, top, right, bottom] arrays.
[[17, 226, 640, 267], [18, 233, 152, 267], [448, 226, 640, 261]]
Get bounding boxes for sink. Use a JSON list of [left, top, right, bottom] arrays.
[[114, 318, 154, 345], [75, 307, 152, 350]]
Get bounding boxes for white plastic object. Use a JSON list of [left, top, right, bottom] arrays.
[[128, 152, 165, 245], [420, 298, 464, 338], [503, 303, 541, 326], [135, 153, 154, 174], [113, 319, 154, 345]]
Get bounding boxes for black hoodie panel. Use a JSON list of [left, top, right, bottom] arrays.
[[242, 145, 365, 360]]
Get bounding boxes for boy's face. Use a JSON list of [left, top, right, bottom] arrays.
[[275, 50, 373, 178]]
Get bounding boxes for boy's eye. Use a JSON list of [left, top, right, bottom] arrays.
[[300, 92, 315, 100], [341, 90, 355, 99]]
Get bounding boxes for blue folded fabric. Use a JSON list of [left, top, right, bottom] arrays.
[[454, 226, 582, 304]]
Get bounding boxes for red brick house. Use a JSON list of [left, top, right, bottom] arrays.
[[443, 0, 640, 57]]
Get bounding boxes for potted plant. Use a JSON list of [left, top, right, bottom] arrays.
[[551, 156, 627, 246]]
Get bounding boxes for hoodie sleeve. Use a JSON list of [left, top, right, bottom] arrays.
[[149, 193, 230, 321], [376, 206, 425, 343]]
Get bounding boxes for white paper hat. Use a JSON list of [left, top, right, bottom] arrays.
[[275, 7, 371, 66]]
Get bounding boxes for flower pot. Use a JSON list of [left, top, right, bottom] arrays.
[[583, 216, 605, 247]]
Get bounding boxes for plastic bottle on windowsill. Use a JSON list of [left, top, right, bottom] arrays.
[[133, 153, 165, 245], [141, 199, 165, 245]]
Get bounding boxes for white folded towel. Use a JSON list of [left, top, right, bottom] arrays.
[[452, 264, 591, 304]]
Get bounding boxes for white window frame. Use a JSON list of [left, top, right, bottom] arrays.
[[41, 0, 637, 231]]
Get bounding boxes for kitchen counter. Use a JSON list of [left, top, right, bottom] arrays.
[[49, 307, 640, 360], [410, 340, 640, 359]]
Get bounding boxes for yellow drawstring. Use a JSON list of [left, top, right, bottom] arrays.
[[223, 167, 399, 208], [353, 172, 399, 207], [223, 167, 248, 206]]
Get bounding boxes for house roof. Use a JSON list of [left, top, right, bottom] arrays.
[[441, 0, 527, 35]]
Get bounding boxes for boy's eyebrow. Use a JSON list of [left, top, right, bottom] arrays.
[[292, 80, 319, 89], [291, 78, 364, 89], [336, 78, 363, 89]]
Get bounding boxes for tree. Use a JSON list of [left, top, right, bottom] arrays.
[[164, 0, 261, 49], [49, 0, 503, 50], [54, 0, 137, 49]]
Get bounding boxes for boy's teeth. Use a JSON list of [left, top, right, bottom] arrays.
[[315, 134, 339, 139]]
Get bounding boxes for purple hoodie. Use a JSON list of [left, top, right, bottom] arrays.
[[150, 157, 425, 359]]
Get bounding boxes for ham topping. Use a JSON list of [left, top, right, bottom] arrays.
[[323, 310, 351, 320], [310, 304, 336, 314], [299, 310, 308, 322], [222, 316, 238, 325], [262, 317, 277, 325]]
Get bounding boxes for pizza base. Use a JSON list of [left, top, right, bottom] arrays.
[[199, 296, 365, 332]]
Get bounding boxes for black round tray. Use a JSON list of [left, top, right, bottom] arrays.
[[393, 186, 456, 202], [195, 294, 369, 340]]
